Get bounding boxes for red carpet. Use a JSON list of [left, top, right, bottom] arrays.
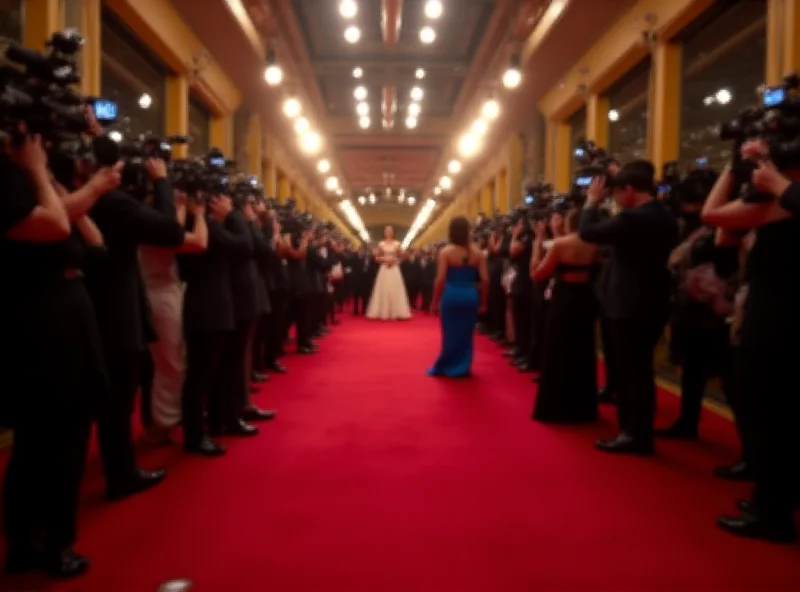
[[2, 315, 800, 591]]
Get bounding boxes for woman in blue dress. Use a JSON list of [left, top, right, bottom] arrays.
[[428, 216, 489, 377]]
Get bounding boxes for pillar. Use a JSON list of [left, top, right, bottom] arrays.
[[23, 0, 63, 50], [545, 120, 571, 193], [77, 0, 101, 96], [773, 0, 800, 82], [165, 76, 189, 158], [263, 159, 277, 198], [585, 94, 610, 149], [496, 168, 508, 213], [507, 135, 525, 207], [247, 114, 262, 177], [481, 181, 494, 214], [210, 115, 234, 157], [278, 173, 291, 203], [648, 41, 682, 176]]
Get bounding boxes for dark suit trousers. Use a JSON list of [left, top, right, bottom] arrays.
[[353, 280, 370, 314], [287, 294, 312, 347], [421, 281, 433, 311], [3, 405, 90, 552], [96, 353, 141, 487], [600, 315, 617, 393], [610, 317, 665, 441], [407, 281, 420, 308], [512, 291, 531, 356], [215, 320, 256, 419], [258, 289, 287, 365], [139, 349, 154, 428], [182, 331, 226, 446], [488, 278, 506, 335]]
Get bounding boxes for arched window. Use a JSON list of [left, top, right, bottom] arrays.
[[100, 9, 167, 141], [678, 0, 767, 173], [188, 98, 211, 158], [0, 0, 23, 41], [607, 59, 651, 165]]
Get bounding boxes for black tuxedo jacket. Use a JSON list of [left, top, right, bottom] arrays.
[[250, 221, 272, 315], [86, 179, 184, 354], [580, 200, 678, 320], [181, 214, 252, 335], [420, 258, 436, 284], [225, 210, 260, 323]]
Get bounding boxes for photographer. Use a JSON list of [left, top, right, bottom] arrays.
[[283, 225, 316, 353], [507, 213, 533, 367], [579, 160, 678, 455], [703, 138, 800, 543], [0, 131, 121, 577], [486, 217, 509, 342], [258, 207, 289, 372]]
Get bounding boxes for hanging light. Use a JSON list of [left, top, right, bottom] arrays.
[[264, 47, 283, 86], [482, 98, 500, 120], [356, 101, 370, 116], [283, 97, 301, 118], [420, 26, 436, 44], [448, 159, 462, 174], [354, 86, 368, 101], [424, 0, 443, 19], [317, 159, 331, 174], [339, 0, 357, 18], [344, 25, 361, 44], [502, 54, 522, 89]]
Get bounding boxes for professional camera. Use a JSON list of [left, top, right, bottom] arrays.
[[169, 148, 232, 202], [273, 197, 312, 237], [719, 72, 800, 200]]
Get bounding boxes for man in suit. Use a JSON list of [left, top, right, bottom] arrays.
[[579, 160, 678, 455], [419, 248, 437, 311], [352, 246, 376, 315], [401, 249, 422, 308]]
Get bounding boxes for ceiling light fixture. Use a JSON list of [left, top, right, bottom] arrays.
[[336, 188, 344, 196], [354, 86, 368, 101], [340, 199, 368, 240], [608, 109, 620, 122], [300, 131, 322, 154], [353, 67, 363, 78], [317, 159, 331, 174], [408, 103, 421, 117], [434, 186, 442, 195], [481, 98, 500, 120], [263, 47, 283, 86], [410, 86, 424, 101], [358, 195, 366, 205], [471, 119, 488, 136], [282, 97, 302, 118], [344, 25, 361, 44], [325, 176, 339, 191], [402, 198, 437, 249], [339, 0, 357, 18], [502, 54, 522, 89], [448, 159, 462, 174], [356, 101, 370, 116], [405, 116, 418, 129], [138, 93, 152, 109], [407, 196, 416, 206], [419, 26, 436, 44], [439, 175, 452, 190], [458, 133, 479, 157], [359, 116, 371, 129], [415, 68, 426, 79], [294, 117, 310, 134], [424, 0, 443, 19], [368, 193, 376, 204]]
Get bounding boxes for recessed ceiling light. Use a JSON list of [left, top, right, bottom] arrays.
[[420, 26, 436, 44], [439, 175, 452, 190], [317, 159, 331, 174], [300, 131, 322, 154], [336, 188, 344, 196], [354, 86, 368, 101], [407, 196, 417, 205], [434, 186, 442, 195], [481, 99, 500, 120], [405, 117, 418, 129], [502, 67, 522, 89], [294, 117, 310, 134], [359, 116, 371, 129], [415, 68, 426, 79], [424, 0, 443, 19], [368, 193, 376, 203], [344, 25, 361, 44], [358, 195, 366, 205], [283, 97, 301, 118], [448, 159, 462, 174], [353, 67, 363, 78], [471, 119, 488, 136], [339, 0, 357, 18], [138, 93, 152, 109], [458, 133, 479, 157], [356, 101, 370, 116], [408, 103, 421, 117], [325, 176, 339, 191], [410, 86, 424, 101], [608, 109, 620, 122], [264, 64, 283, 86]]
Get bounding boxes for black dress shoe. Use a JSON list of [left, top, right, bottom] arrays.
[[714, 460, 753, 481], [251, 371, 269, 382], [511, 356, 527, 367], [242, 406, 277, 422], [595, 433, 654, 455], [737, 499, 756, 514], [107, 468, 166, 501], [217, 419, 259, 437], [502, 349, 518, 358], [268, 362, 287, 373], [717, 512, 797, 543], [44, 547, 90, 578], [184, 435, 226, 457], [654, 422, 698, 440]]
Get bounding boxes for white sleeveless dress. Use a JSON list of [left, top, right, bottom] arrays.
[[366, 241, 412, 320]]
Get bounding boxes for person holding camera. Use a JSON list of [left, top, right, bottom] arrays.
[[259, 208, 290, 372], [702, 139, 800, 543], [284, 227, 316, 353], [508, 215, 534, 367], [579, 160, 678, 455]]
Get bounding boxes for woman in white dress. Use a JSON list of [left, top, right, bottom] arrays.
[[366, 226, 412, 320]]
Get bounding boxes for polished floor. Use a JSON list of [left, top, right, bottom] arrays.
[[2, 314, 799, 591]]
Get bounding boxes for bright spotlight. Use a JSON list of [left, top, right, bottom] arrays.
[[608, 109, 620, 122], [108, 130, 123, 142], [716, 88, 732, 105], [354, 86, 368, 101], [294, 117, 310, 134], [283, 97, 301, 118], [458, 133, 479, 157], [344, 25, 361, 44], [407, 196, 416, 205], [359, 116, 371, 129], [405, 117, 418, 129], [482, 99, 500, 120], [408, 103, 421, 117], [448, 159, 462, 174], [358, 195, 367, 205], [420, 26, 436, 44], [502, 67, 522, 89], [439, 175, 452, 190], [410, 86, 424, 101], [353, 67, 363, 78], [434, 186, 442, 195], [300, 131, 322, 154], [339, 0, 357, 18], [424, 0, 443, 19], [264, 64, 283, 86], [317, 159, 331, 174], [415, 68, 426, 79], [325, 176, 339, 191], [368, 193, 376, 203], [356, 101, 370, 116], [138, 93, 152, 109], [471, 119, 488, 136]]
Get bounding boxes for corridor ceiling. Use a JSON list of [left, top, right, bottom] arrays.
[[172, 0, 633, 233]]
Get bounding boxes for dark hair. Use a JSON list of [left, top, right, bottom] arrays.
[[448, 215, 471, 247], [565, 208, 581, 233], [614, 159, 656, 193]]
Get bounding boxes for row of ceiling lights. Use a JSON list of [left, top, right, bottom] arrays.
[[351, 67, 427, 130], [356, 189, 417, 207], [339, 0, 442, 45]]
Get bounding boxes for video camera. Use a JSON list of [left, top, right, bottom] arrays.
[[169, 148, 232, 202], [573, 139, 617, 187], [719, 72, 800, 201]]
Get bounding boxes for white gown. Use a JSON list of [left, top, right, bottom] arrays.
[[366, 240, 412, 320]]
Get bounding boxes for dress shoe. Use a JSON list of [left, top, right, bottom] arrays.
[[717, 512, 797, 543], [107, 468, 166, 502], [714, 460, 753, 481], [44, 547, 90, 578], [654, 422, 698, 440], [251, 371, 269, 382], [268, 362, 287, 373], [297, 346, 316, 354], [511, 356, 527, 367], [595, 433, 654, 455], [185, 435, 226, 457], [518, 363, 538, 373], [211, 419, 259, 437], [502, 349, 518, 358], [242, 406, 277, 422], [597, 387, 616, 404], [737, 499, 756, 514]]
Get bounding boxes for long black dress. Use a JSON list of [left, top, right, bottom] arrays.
[[533, 262, 598, 423]]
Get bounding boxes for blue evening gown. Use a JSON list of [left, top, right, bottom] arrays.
[[428, 265, 479, 377]]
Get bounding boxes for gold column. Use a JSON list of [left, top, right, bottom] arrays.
[[481, 181, 494, 214], [294, 190, 306, 211], [278, 173, 291, 203], [767, 0, 785, 85], [78, 0, 101, 96], [24, 0, 63, 50], [507, 135, 524, 207], [649, 41, 682, 175], [496, 168, 508, 213], [210, 115, 234, 157], [545, 120, 571, 192], [585, 94, 610, 149], [165, 76, 189, 158], [263, 159, 277, 197], [779, 0, 800, 77], [246, 114, 262, 177]]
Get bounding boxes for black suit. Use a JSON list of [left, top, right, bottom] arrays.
[[401, 258, 421, 307], [180, 214, 251, 445], [352, 253, 376, 314], [286, 238, 313, 347], [307, 244, 331, 333], [580, 200, 678, 442], [86, 180, 184, 488], [419, 257, 436, 311]]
